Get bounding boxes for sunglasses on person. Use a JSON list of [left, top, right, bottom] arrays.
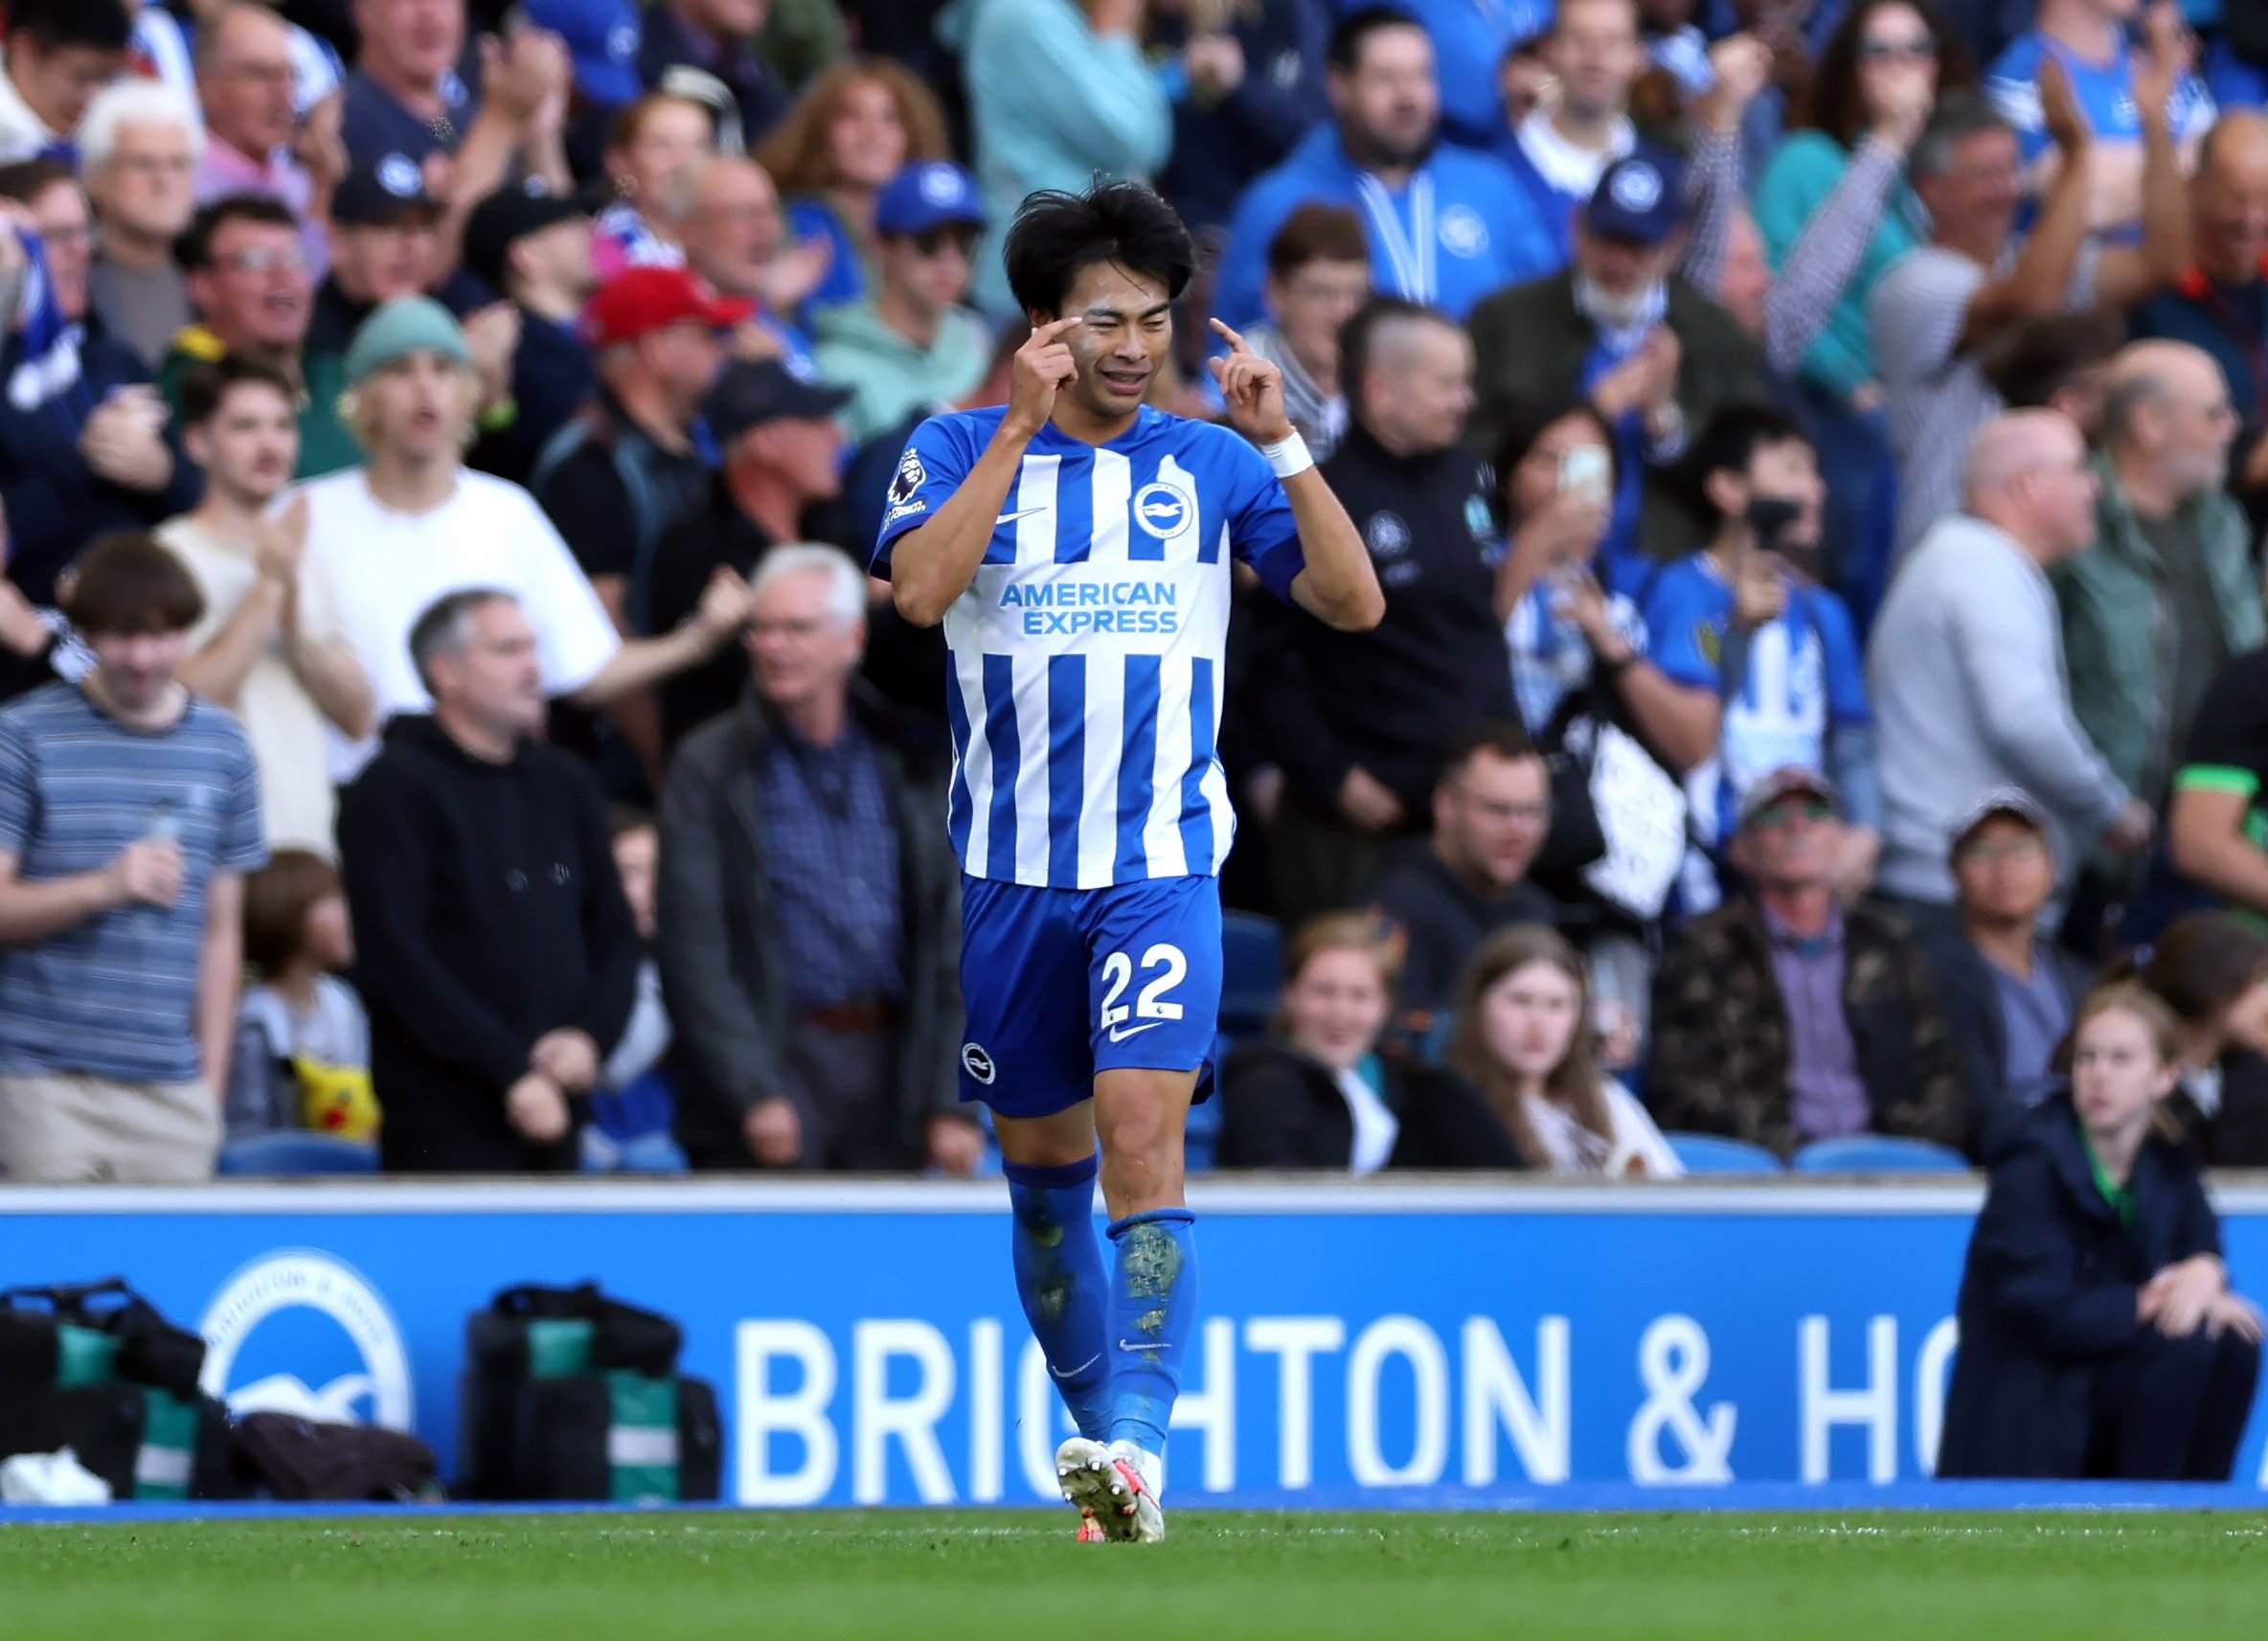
[[1857, 34, 1937, 63], [909, 226, 978, 260], [1752, 797, 1835, 831]]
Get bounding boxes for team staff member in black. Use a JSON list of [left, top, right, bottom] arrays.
[[1252, 297, 1516, 926]]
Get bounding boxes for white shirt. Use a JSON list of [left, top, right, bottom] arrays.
[[0, 51, 63, 163], [1513, 108, 1637, 200], [298, 467, 619, 781], [1521, 1079, 1684, 1177], [1331, 1064, 1401, 1175]]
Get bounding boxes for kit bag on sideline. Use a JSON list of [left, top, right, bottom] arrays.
[[0, 1280, 235, 1499], [232, 1411, 440, 1501], [458, 1283, 720, 1502]]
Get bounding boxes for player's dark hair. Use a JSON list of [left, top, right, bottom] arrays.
[[178, 354, 299, 427], [1002, 180, 1194, 318], [1338, 295, 1452, 408], [7, 0, 133, 53], [175, 193, 300, 272], [1685, 402, 1812, 522], [1328, 7, 1424, 74]]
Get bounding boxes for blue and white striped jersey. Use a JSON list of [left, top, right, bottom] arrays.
[[873, 405, 1306, 889]]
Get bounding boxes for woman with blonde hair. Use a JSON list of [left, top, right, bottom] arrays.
[[1448, 925, 1682, 1176], [755, 58, 950, 316], [1216, 913, 1515, 1171]]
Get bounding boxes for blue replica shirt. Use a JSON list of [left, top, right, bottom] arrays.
[[340, 66, 479, 175], [1214, 125, 1561, 329], [873, 405, 1305, 888], [2208, 38, 2267, 112], [1984, 31, 2215, 167], [1641, 555, 1871, 847]]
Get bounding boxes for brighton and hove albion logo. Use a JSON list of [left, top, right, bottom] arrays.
[[962, 1042, 997, 1084], [1133, 482, 1193, 542], [198, 1250, 414, 1429], [1438, 205, 1488, 258]]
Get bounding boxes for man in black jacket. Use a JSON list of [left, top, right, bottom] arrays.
[[656, 545, 975, 1174], [336, 588, 642, 1173], [1253, 296, 1516, 926]]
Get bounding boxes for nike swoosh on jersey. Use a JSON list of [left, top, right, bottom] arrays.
[[1049, 1352, 1101, 1380], [994, 506, 1051, 525], [1105, 1020, 1165, 1043]]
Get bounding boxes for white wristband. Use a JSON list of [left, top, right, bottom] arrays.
[[1260, 431, 1313, 479]]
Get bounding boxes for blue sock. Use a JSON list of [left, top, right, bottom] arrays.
[[1005, 1155, 1111, 1442], [1104, 1208, 1198, 1454]]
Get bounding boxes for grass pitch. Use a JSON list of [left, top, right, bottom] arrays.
[[4, 1510, 2266, 1640]]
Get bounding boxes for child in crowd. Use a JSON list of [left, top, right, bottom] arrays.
[[580, 809, 683, 1173], [228, 849, 374, 1141]]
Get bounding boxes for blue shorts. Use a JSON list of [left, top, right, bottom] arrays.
[[957, 875, 1223, 1118]]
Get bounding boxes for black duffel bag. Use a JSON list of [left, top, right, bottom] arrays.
[[232, 1412, 440, 1502]]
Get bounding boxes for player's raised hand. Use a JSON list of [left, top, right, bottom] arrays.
[[1208, 319, 1294, 444], [1007, 316, 1082, 437]]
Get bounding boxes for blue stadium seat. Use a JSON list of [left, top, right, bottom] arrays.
[[1663, 1132, 1785, 1174], [1219, 911, 1282, 1040], [215, 1131, 379, 1176], [1790, 1135, 1972, 1174]]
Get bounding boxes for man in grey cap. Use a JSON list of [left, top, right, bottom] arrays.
[[1918, 788, 2094, 1152], [1650, 765, 1971, 1159], [301, 295, 754, 784]]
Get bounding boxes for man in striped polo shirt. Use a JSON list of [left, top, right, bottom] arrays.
[[0, 534, 266, 1182]]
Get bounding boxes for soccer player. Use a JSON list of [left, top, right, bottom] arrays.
[[873, 181, 1383, 1541]]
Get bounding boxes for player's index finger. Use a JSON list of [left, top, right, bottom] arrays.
[[1033, 316, 1085, 342], [1208, 317, 1248, 353]]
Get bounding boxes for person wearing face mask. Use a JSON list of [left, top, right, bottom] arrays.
[[1468, 149, 1769, 578], [1215, 912, 1517, 1171], [1939, 981, 2262, 1481], [1448, 923, 1680, 1175]]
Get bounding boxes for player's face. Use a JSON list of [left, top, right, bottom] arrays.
[[1282, 946, 1390, 1073], [1743, 438, 1825, 551], [1479, 960, 1584, 1083], [1953, 817, 2053, 925], [1055, 260, 1172, 421], [192, 381, 300, 507], [2069, 1006, 2173, 1136]]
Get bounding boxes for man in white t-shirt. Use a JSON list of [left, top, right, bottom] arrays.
[[163, 353, 374, 856], [300, 295, 752, 781]]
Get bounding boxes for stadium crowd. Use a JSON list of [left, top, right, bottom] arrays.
[[0, 0, 2262, 1208]]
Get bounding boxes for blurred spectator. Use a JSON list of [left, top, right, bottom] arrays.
[[306, 161, 500, 376], [1750, 0, 1958, 576], [578, 806, 680, 1173], [1469, 152, 1769, 574], [0, 163, 201, 608], [1149, 0, 1331, 238], [0, 0, 132, 166], [649, 358, 850, 749], [678, 154, 829, 372], [192, 3, 340, 280], [757, 58, 949, 318], [814, 161, 991, 444], [166, 194, 354, 478], [1215, 8, 1555, 328], [1939, 981, 2261, 1481], [0, 525, 90, 707], [2169, 643, 2268, 922], [954, 0, 1171, 319], [2131, 114, 2268, 513], [461, 182, 598, 485], [1871, 413, 2149, 914], [1643, 404, 1877, 900], [1984, 0, 2212, 235], [1393, 0, 1553, 147], [162, 357, 374, 855], [639, 0, 790, 152], [1370, 721, 1555, 1037], [1649, 766, 1969, 1157], [520, 0, 646, 177], [1252, 297, 1512, 924], [658, 546, 975, 1174], [1977, 306, 2125, 437], [592, 91, 714, 279], [2056, 342, 2261, 893], [300, 295, 753, 778], [340, 0, 572, 200], [1215, 911, 1518, 1170], [79, 80, 201, 370], [1873, 69, 2189, 559], [339, 588, 642, 1173], [532, 266, 742, 633], [228, 847, 374, 1141], [1921, 789, 2093, 1150], [2133, 912, 2268, 1168], [0, 534, 265, 1184], [1448, 923, 1682, 1174], [1241, 203, 1368, 461], [1498, 0, 1645, 268]]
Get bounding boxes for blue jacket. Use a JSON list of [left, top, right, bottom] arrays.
[[1153, 0, 1331, 236], [1494, 128, 1585, 275], [1214, 125, 1556, 329], [0, 327, 200, 605], [1938, 1094, 2223, 1478]]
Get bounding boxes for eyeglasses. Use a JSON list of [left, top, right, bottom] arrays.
[[215, 245, 306, 275], [1751, 798, 1834, 831], [1858, 35, 1937, 63]]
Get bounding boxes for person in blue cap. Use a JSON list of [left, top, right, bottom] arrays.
[[814, 161, 995, 444]]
